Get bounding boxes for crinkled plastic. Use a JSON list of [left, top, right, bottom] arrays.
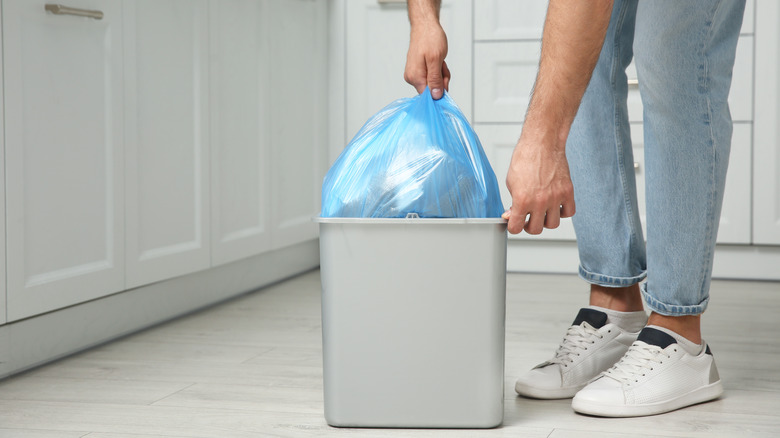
[[321, 88, 504, 218]]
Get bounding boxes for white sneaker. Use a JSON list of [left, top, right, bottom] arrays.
[[515, 308, 640, 399], [572, 326, 723, 417]]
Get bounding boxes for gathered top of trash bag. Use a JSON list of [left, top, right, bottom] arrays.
[[321, 87, 504, 218]]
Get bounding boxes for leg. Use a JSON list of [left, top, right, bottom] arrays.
[[515, 0, 647, 400], [572, 0, 746, 417], [635, 0, 746, 338], [566, 0, 647, 299]]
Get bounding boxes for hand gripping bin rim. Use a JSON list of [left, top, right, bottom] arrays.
[[316, 217, 508, 428]]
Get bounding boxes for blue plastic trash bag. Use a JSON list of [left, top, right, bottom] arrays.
[[321, 88, 504, 218]]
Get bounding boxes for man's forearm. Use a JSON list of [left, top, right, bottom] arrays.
[[407, 0, 441, 26], [524, 0, 613, 147]]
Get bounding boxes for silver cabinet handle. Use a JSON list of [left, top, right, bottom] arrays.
[[634, 162, 640, 170], [627, 79, 639, 87], [45, 4, 104, 20], [377, 0, 407, 4]]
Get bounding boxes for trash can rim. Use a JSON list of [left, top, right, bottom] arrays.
[[313, 216, 507, 225]]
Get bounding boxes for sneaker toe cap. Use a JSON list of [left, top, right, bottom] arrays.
[[574, 376, 626, 405], [516, 365, 562, 390]]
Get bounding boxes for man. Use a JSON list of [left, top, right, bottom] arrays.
[[405, 0, 745, 417]]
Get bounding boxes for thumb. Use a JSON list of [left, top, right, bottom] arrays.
[[426, 57, 445, 100]]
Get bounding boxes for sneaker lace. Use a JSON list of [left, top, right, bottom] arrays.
[[548, 323, 604, 367], [604, 342, 668, 384]]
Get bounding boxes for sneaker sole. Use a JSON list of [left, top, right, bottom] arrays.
[[571, 380, 724, 417], [515, 380, 584, 400]]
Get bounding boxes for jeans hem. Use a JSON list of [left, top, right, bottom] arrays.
[[578, 265, 647, 287], [641, 284, 708, 316]]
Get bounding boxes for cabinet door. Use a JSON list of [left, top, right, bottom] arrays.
[[753, 0, 780, 244], [266, 0, 329, 249], [474, 0, 547, 41], [345, 0, 473, 138], [474, 41, 540, 123], [209, 0, 271, 266], [3, 0, 124, 321], [123, 0, 210, 288]]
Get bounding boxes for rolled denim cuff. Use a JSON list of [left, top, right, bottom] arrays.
[[578, 265, 647, 288], [641, 283, 708, 316]]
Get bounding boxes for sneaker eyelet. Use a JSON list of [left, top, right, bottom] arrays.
[[674, 349, 677, 352]]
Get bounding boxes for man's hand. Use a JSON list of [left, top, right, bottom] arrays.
[[502, 0, 612, 234], [502, 133, 575, 234], [405, 0, 450, 100]]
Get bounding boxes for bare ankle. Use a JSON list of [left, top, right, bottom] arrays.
[[589, 283, 644, 313]]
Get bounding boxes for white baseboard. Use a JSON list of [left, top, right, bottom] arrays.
[[0, 240, 320, 380], [508, 239, 780, 281]]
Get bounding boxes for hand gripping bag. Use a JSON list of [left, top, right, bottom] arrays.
[[321, 88, 504, 218]]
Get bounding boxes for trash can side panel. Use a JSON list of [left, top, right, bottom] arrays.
[[319, 221, 507, 428]]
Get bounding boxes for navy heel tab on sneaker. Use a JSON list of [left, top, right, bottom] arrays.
[[637, 327, 677, 349], [705, 344, 713, 356], [572, 308, 608, 329]]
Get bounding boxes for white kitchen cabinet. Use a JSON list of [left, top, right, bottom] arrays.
[[266, 0, 328, 250], [0, 9, 5, 325], [209, 0, 328, 262], [752, 0, 780, 245], [473, 41, 539, 124], [209, 0, 272, 266], [3, 0, 125, 321], [345, 0, 473, 139], [718, 123, 752, 244], [474, 0, 547, 41], [123, 0, 211, 288]]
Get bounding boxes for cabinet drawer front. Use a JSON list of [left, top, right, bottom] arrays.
[[3, 0, 124, 321]]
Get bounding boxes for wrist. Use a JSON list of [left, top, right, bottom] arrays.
[[520, 117, 570, 153], [408, 0, 441, 26]]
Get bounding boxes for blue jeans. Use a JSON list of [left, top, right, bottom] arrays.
[[566, 0, 746, 316]]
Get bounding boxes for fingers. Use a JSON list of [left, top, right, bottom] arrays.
[[404, 66, 428, 95], [442, 60, 451, 92], [560, 200, 576, 218], [503, 202, 576, 235], [426, 57, 445, 99], [506, 204, 527, 235]]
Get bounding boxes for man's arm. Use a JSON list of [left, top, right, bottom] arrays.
[[404, 0, 449, 100], [504, 0, 613, 234]]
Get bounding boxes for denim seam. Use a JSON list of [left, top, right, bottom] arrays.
[[698, 0, 723, 305], [611, 1, 642, 273]]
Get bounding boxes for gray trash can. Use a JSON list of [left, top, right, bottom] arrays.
[[316, 217, 507, 428]]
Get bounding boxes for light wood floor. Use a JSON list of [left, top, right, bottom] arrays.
[[1, 270, 779, 437]]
